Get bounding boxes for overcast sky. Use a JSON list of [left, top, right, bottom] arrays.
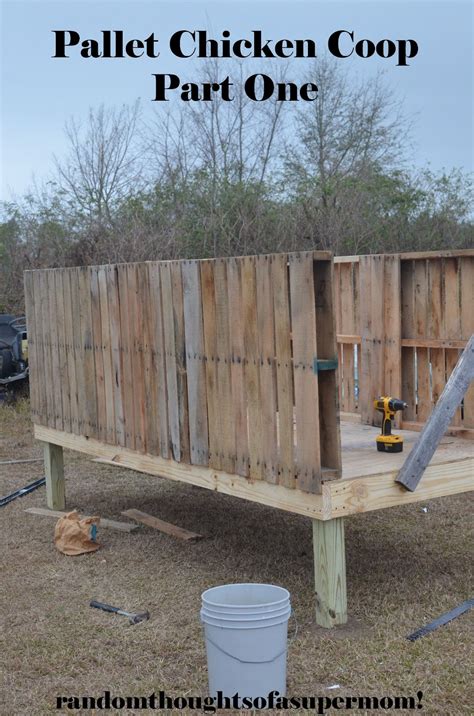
[[1, 0, 472, 200]]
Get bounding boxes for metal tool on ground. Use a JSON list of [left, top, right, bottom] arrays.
[[90, 600, 150, 624], [374, 397, 407, 452], [407, 598, 474, 641], [0, 477, 46, 507]]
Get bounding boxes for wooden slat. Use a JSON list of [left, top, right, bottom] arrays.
[[78, 267, 98, 439], [227, 258, 249, 478], [106, 265, 125, 446], [39, 271, 55, 428], [127, 264, 146, 452], [25, 507, 138, 532], [401, 260, 416, 420], [383, 256, 402, 426], [272, 254, 294, 487], [117, 263, 135, 449], [97, 267, 115, 444], [182, 260, 209, 466], [140, 263, 158, 456], [54, 271, 71, 433], [48, 271, 63, 430], [23, 272, 39, 421], [314, 258, 341, 474], [90, 267, 106, 442], [214, 258, 235, 474], [160, 262, 182, 461], [256, 255, 277, 483], [460, 257, 474, 427], [121, 509, 203, 542], [359, 255, 384, 425], [148, 263, 169, 459], [241, 256, 263, 480], [200, 261, 220, 470], [62, 270, 79, 434], [289, 252, 321, 493], [170, 261, 190, 464]]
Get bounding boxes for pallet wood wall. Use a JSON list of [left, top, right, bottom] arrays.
[[24, 251, 341, 495], [334, 250, 474, 431]]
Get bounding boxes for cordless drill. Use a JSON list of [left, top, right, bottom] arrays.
[[373, 397, 408, 452]]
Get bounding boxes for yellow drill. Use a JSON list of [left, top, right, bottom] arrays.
[[374, 397, 408, 453]]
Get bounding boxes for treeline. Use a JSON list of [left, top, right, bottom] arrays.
[[1, 59, 472, 313]]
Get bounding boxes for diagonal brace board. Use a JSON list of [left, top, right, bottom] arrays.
[[396, 334, 474, 492]]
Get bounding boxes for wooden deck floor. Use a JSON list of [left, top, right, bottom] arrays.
[[35, 421, 473, 521]]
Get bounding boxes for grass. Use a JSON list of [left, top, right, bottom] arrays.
[[0, 402, 472, 715]]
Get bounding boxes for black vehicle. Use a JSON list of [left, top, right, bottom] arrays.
[[0, 315, 29, 401]]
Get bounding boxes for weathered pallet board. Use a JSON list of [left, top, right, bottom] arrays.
[[25, 251, 340, 495]]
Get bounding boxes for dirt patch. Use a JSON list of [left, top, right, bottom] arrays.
[[0, 402, 472, 715]]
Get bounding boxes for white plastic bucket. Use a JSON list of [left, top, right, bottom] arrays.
[[201, 583, 291, 699]]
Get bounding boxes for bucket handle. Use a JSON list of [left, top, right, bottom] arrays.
[[204, 610, 298, 665]]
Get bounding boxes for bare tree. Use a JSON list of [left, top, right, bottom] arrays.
[[54, 101, 143, 226], [285, 58, 412, 252]]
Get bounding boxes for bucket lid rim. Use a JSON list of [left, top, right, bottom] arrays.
[[202, 583, 290, 609]]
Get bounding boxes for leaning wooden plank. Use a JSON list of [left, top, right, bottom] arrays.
[[24, 507, 138, 533], [396, 335, 474, 491], [121, 508, 203, 542], [289, 252, 321, 493]]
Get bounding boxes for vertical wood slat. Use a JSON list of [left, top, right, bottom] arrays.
[[227, 258, 249, 478], [39, 271, 55, 428], [460, 257, 474, 426], [48, 271, 63, 430], [78, 267, 98, 439], [401, 260, 416, 421], [140, 263, 157, 456], [213, 259, 235, 474], [116, 264, 134, 449], [171, 262, 190, 464], [314, 257, 341, 474], [182, 261, 209, 467], [339, 262, 356, 413], [23, 272, 39, 421], [272, 254, 294, 488], [444, 258, 462, 426], [414, 260, 430, 423], [54, 271, 71, 434], [148, 263, 169, 459], [256, 255, 277, 484], [97, 267, 115, 444], [242, 256, 263, 480], [90, 267, 106, 442], [128, 264, 146, 452], [106, 265, 125, 447], [200, 260, 220, 470], [289, 252, 321, 493], [62, 270, 79, 434], [31, 271, 46, 424]]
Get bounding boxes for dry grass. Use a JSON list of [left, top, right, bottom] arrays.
[[0, 402, 472, 715]]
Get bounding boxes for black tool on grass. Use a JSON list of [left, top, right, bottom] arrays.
[[0, 477, 46, 508], [407, 599, 474, 641], [90, 600, 150, 625]]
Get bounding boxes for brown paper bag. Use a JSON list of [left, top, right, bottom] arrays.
[[54, 510, 101, 556]]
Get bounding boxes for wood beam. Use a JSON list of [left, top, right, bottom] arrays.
[[42, 442, 65, 510], [313, 518, 347, 628]]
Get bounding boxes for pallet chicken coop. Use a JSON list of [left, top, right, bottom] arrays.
[[24, 249, 473, 627]]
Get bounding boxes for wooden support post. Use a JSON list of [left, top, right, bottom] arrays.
[[43, 442, 65, 510], [312, 517, 347, 628]]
